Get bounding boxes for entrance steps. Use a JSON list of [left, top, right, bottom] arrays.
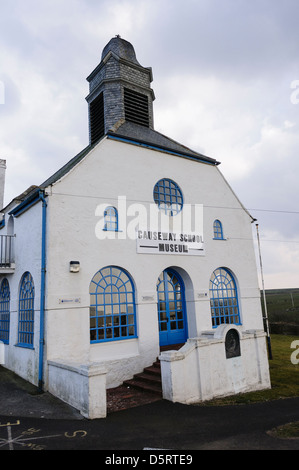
[[123, 344, 184, 396], [106, 344, 184, 413], [123, 359, 162, 396]]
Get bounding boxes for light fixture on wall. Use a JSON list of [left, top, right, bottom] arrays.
[[69, 261, 80, 273]]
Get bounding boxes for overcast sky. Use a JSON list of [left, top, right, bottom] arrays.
[[0, 0, 299, 289]]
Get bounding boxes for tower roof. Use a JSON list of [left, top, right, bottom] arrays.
[[101, 35, 140, 65]]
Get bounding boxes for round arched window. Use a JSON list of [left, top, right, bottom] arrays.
[[153, 178, 183, 216], [209, 268, 241, 328], [89, 266, 137, 343]]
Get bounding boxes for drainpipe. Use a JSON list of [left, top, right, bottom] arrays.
[[38, 191, 47, 392]]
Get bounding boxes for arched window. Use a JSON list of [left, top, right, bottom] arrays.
[[18, 272, 35, 347], [209, 268, 241, 327], [153, 178, 183, 216], [90, 266, 137, 343], [0, 279, 10, 344], [213, 219, 224, 239], [104, 206, 118, 231]]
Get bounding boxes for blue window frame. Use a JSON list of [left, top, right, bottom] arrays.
[[90, 266, 137, 343], [18, 272, 35, 347], [213, 219, 224, 239], [153, 178, 183, 216], [104, 206, 118, 231], [0, 278, 10, 344], [209, 268, 241, 328]]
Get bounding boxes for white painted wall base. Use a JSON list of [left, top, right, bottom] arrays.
[[48, 360, 107, 419], [159, 325, 271, 404]]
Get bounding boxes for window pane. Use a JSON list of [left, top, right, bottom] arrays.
[[209, 268, 240, 328], [153, 179, 183, 216], [89, 267, 136, 343]]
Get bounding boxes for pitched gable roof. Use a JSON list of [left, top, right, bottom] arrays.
[[6, 122, 219, 215]]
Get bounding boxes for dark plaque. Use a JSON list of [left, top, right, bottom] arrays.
[[225, 329, 241, 359]]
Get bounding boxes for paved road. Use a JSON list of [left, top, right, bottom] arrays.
[[0, 366, 299, 451]]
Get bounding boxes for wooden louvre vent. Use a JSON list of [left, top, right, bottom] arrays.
[[124, 87, 149, 127], [90, 92, 105, 145]]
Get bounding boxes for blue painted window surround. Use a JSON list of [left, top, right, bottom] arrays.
[[90, 266, 137, 343], [209, 268, 241, 327], [18, 272, 35, 347], [103, 206, 118, 231], [213, 219, 224, 239], [153, 178, 183, 216], [0, 278, 10, 344]]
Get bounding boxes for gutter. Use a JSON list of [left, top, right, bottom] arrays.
[[38, 191, 47, 392], [107, 132, 220, 166]]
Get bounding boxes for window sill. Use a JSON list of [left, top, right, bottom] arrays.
[[15, 343, 34, 350]]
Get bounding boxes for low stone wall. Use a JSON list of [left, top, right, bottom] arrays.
[[48, 360, 107, 419], [159, 325, 271, 405]]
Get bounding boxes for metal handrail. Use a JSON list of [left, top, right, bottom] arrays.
[[0, 234, 15, 266]]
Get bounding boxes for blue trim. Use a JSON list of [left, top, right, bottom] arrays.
[[9, 189, 41, 217], [213, 219, 224, 240], [38, 191, 47, 392], [209, 268, 241, 328], [107, 133, 219, 165], [0, 218, 5, 230], [103, 206, 119, 231], [157, 268, 188, 346], [90, 266, 137, 343], [153, 178, 183, 216], [0, 278, 10, 344], [15, 343, 34, 350], [18, 272, 35, 347]]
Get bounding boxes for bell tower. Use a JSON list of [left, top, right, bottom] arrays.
[[86, 36, 155, 145]]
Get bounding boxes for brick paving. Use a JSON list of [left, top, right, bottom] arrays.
[[106, 384, 162, 414]]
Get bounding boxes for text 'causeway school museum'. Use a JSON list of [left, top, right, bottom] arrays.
[[0, 37, 270, 418]]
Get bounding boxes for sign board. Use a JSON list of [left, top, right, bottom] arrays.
[[137, 230, 204, 256]]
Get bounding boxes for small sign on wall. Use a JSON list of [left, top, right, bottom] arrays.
[[59, 298, 81, 305]]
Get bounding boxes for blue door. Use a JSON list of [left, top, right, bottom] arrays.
[[157, 268, 188, 347]]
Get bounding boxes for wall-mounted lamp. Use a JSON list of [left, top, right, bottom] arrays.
[[70, 261, 80, 273]]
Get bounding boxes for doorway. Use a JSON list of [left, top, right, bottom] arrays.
[[157, 268, 188, 347]]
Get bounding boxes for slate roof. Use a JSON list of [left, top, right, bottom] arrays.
[[5, 121, 219, 214], [108, 121, 219, 164], [39, 121, 218, 191]]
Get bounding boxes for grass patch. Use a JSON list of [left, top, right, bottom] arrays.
[[268, 421, 299, 439], [200, 334, 299, 406]]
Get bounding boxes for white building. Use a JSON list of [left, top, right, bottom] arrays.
[[0, 37, 270, 419]]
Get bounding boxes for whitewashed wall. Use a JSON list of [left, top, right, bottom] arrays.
[[0, 201, 43, 385], [44, 137, 264, 391]]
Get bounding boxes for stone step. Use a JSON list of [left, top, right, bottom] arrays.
[[144, 364, 161, 376], [136, 372, 162, 385], [123, 359, 162, 396], [123, 378, 162, 396]]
